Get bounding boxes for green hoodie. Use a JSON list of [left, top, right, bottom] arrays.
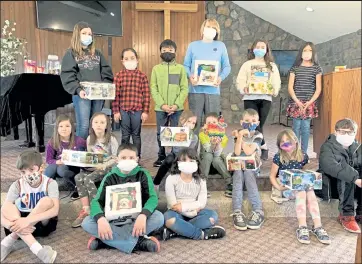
[[90, 166, 158, 222], [150, 60, 189, 111]]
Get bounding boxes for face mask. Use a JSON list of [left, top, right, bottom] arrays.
[[81, 35, 92, 46], [203, 27, 217, 41], [253, 48, 266, 58], [302, 51, 312, 61], [24, 172, 41, 186], [241, 122, 258, 132], [178, 162, 198, 174], [117, 160, 138, 172], [280, 142, 296, 153], [160, 52, 175, 63], [336, 134, 355, 147], [124, 60, 138, 70]]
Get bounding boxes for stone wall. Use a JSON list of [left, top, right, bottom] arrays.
[[316, 30, 361, 73], [206, 1, 305, 124]]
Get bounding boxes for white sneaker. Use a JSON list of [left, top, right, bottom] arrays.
[[1, 244, 15, 261], [36, 245, 57, 263]]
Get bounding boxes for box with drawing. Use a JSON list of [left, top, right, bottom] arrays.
[[105, 182, 142, 224], [248, 66, 274, 95], [226, 153, 259, 171], [61, 150, 106, 167], [160, 126, 190, 147], [80, 81, 116, 100], [278, 169, 322, 190], [193, 60, 219, 86]]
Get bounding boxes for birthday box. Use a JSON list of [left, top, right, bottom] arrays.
[[160, 127, 190, 147], [226, 153, 260, 171], [105, 182, 142, 225], [279, 169, 322, 190], [61, 150, 108, 167], [80, 81, 116, 100]]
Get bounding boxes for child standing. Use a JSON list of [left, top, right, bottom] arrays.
[[230, 109, 264, 230], [45, 114, 86, 199], [72, 112, 119, 228], [81, 143, 164, 253], [199, 112, 231, 197], [163, 148, 226, 240], [1, 150, 59, 263], [112, 48, 150, 159], [287, 42, 322, 154], [270, 129, 331, 244], [153, 110, 198, 191], [150, 39, 189, 167], [236, 39, 281, 161]]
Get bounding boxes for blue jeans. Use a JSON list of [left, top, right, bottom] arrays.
[[156, 110, 182, 159], [72, 95, 104, 139], [44, 164, 80, 186], [292, 118, 311, 154], [81, 210, 164, 254], [120, 110, 142, 158], [164, 209, 218, 240]]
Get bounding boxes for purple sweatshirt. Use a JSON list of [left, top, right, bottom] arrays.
[[46, 136, 86, 165]]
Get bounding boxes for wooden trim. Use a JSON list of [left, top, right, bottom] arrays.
[[323, 67, 362, 76], [135, 3, 198, 12]]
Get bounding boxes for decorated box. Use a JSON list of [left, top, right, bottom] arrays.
[[279, 169, 322, 190], [248, 65, 274, 95], [160, 127, 190, 147], [193, 60, 220, 86], [226, 153, 260, 171], [61, 150, 107, 167], [204, 115, 227, 141], [105, 182, 142, 224], [80, 81, 116, 100]]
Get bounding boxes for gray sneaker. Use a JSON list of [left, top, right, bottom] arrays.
[[296, 226, 310, 244], [247, 211, 265, 229], [1, 244, 14, 261], [311, 226, 331, 245], [231, 210, 247, 231], [36, 246, 57, 263]]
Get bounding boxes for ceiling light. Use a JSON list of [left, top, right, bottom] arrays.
[[305, 6, 314, 12], [110, 12, 114, 16]]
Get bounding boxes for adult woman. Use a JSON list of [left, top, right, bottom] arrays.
[[60, 21, 114, 139]]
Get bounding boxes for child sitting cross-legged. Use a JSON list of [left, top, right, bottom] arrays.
[[1, 150, 59, 263], [270, 129, 331, 244], [230, 109, 264, 231], [81, 143, 164, 254]]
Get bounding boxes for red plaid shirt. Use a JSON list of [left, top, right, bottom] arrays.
[[112, 69, 151, 113]]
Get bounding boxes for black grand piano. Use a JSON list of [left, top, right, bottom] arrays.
[[0, 73, 73, 152]]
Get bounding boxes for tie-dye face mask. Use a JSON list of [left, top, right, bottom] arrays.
[[241, 122, 258, 132], [23, 172, 41, 186], [280, 142, 296, 152]]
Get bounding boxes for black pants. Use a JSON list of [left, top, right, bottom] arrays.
[[120, 110, 142, 158], [153, 152, 176, 185], [244, 99, 271, 146], [337, 180, 356, 216]]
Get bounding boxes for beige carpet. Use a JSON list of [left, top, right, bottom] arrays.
[[1, 217, 357, 263]]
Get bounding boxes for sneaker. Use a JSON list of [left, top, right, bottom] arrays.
[[36, 245, 57, 263], [133, 236, 160, 253], [338, 215, 361, 233], [153, 158, 164, 167], [231, 210, 247, 231], [72, 209, 89, 228], [162, 227, 178, 241], [71, 191, 80, 200], [247, 211, 265, 230], [296, 226, 310, 244], [224, 190, 232, 198], [261, 149, 268, 161], [311, 226, 331, 245], [87, 236, 109, 250], [1, 244, 14, 262], [203, 226, 226, 240], [207, 192, 211, 198], [355, 215, 362, 225]]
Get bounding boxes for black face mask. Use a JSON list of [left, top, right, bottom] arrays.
[[160, 52, 175, 63]]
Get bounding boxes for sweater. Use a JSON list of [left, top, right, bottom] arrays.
[[236, 59, 281, 101], [60, 48, 114, 95], [165, 174, 207, 218], [46, 136, 86, 164], [91, 166, 158, 222], [150, 60, 189, 111], [184, 40, 231, 95]]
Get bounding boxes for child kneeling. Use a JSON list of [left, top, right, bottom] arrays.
[[81, 143, 164, 254], [162, 148, 226, 240], [1, 150, 59, 263]]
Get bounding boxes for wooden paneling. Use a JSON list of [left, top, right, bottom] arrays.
[[313, 68, 362, 155]]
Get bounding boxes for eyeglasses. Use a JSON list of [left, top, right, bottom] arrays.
[[336, 130, 356, 136]]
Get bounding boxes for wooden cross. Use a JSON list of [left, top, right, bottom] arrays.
[[135, 1, 198, 40]]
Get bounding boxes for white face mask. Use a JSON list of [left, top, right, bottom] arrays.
[[24, 172, 41, 186], [178, 161, 198, 174], [336, 134, 355, 147], [124, 60, 138, 70], [203, 27, 217, 41], [117, 160, 138, 172]]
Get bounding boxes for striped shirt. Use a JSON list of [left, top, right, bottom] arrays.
[[288, 65, 322, 103], [165, 174, 207, 218]]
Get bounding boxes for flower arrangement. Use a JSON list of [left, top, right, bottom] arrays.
[[1, 20, 28, 77]]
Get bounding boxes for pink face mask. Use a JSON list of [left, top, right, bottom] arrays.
[[280, 142, 296, 153]]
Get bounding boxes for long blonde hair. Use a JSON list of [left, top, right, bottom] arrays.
[[70, 21, 96, 56], [52, 114, 76, 150], [200, 18, 221, 40], [88, 112, 113, 146], [276, 129, 304, 164]]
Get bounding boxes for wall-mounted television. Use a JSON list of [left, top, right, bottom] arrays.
[[35, 1, 123, 36]]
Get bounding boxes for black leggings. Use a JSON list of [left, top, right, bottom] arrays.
[[153, 152, 176, 185], [244, 99, 272, 146]]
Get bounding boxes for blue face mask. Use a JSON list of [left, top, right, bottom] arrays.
[[253, 48, 266, 58], [241, 122, 258, 132], [81, 35, 92, 46]]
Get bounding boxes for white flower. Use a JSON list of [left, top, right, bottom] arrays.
[[11, 28, 15, 31], [5, 20, 9, 25], [13, 22, 16, 25]]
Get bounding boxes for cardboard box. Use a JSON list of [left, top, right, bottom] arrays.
[[279, 169, 322, 190], [194, 60, 220, 86], [226, 153, 259, 171], [160, 127, 190, 147], [80, 81, 116, 100], [61, 150, 108, 167]]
